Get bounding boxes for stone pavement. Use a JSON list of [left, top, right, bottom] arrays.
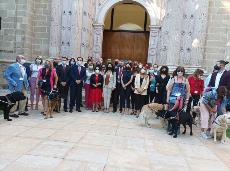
[[0, 109, 230, 171]]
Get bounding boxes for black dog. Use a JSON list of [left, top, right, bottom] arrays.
[[168, 109, 193, 138], [0, 91, 26, 121]]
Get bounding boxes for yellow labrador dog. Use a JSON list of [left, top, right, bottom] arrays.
[[139, 103, 168, 128], [213, 113, 230, 143]]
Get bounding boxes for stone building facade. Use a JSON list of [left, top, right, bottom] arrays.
[[0, 0, 229, 86]]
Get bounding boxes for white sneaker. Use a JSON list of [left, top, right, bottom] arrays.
[[200, 132, 208, 139], [206, 132, 212, 139]]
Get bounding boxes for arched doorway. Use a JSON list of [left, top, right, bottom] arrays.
[[92, 0, 160, 64], [102, 3, 150, 63]]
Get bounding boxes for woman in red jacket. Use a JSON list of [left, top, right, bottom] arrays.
[[187, 69, 204, 112]]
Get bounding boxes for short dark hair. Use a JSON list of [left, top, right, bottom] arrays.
[[77, 57, 83, 61], [35, 56, 43, 65]]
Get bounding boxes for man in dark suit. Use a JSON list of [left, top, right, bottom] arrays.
[[111, 59, 123, 113], [208, 60, 230, 112], [69, 57, 86, 112], [56, 57, 70, 112]]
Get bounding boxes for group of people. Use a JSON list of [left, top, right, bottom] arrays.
[[4, 55, 230, 139]]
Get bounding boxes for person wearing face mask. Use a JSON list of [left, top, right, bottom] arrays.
[[69, 58, 76, 68], [29, 56, 43, 110], [166, 66, 190, 138], [4, 55, 30, 119], [103, 63, 116, 113], [187, 69, 204, 113], [111, 60, 123, 113], [56, 57, 70, 112], [208, 60, 230, 111], [37, 60, 58, 118], [120, 63, 133, 114], [153, 64, 159, 76], [200, 86, 227, 139], [154, 66, 170, 104], [69, 57, 86, 113], [134, 67, 149, 117], [208, 60, 229, 90], [84, 62, 94, 110], [148, 67, 157, 103], [90, 66, 104, 112]]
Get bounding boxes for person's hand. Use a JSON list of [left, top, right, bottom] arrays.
[[210, 108, 217, 113], [156, 88, 159, 94], [54, 85, 57, 89], [76, 80, 81, 84], [61, 82, 66, 86], [93, 84, 97, 87]]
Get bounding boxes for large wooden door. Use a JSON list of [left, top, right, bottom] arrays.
[[102, 31, 149, 64]]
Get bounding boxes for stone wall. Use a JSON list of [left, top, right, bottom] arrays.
[[204, 0, 230, 71], [32, 0, 51, 59]]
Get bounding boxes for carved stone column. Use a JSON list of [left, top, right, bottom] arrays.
[[92, 24, 104, 61], [147, 26, 160, 64], [49, 0, 62, 57]]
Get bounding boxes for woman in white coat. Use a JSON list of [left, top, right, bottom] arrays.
[[103, 63, 116, 113], [134, 67, 149, 117]]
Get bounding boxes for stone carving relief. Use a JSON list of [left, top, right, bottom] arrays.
[[49, 0, 62, 57], [92, 24, 104, 61]]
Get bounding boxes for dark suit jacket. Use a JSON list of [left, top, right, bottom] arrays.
[[69, 65, 86, 86], [208, 70, 230, 98], [90, 74, 104, 89], [56, 64, 70, 83]]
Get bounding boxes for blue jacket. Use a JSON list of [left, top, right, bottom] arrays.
[[69, 65, 86, 86], [4, 63, 29, 92]]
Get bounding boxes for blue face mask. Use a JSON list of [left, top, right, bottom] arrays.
[[149, 70, 154, 74], [71, 61, 75, 65]]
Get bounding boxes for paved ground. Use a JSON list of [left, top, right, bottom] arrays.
[[0, 107, 230, 171]]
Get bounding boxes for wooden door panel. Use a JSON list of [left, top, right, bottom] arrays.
[[102, 31, 149, 63]]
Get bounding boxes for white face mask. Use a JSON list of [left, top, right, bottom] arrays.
[[77, 61, 82, 65], [95, 69, 100, 74], [88, 66, 94, 70], [139, 65, 143, 69], [141, 69, 146, 74], [20, 59, 26, 65]]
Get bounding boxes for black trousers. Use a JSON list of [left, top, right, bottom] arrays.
[[69, 83, 83, 110], [135, 94, 146, 111], [120, 87, 131, 109], [111, 82, 121, 112], [149, 91, 155, 103], [131, 90, 135, 110], [187, 94, 200, 113]]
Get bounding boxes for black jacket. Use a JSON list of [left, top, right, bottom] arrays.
[[90, 74, 104, 89]]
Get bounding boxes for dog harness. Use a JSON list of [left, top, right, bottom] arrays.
[[0, 95, 15, 107]]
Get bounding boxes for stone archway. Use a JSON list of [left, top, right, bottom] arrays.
[[92, 0, 161, 63]]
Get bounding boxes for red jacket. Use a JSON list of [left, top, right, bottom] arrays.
[[188, 75, 204, 96]]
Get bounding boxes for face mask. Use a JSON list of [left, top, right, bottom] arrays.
[[214, 65, 220, 71], [20, 59, 26, 65], [71, 61, 75, 65], [88, 65, 93, 70], [139, 65, 143, 69], [95, 69, 100, 74], [108, 66, 112, 70], [177, 72, 183, 77], [77, 61, 82, 65], [153, 68, 158, 72], [126, 67, 131, 70], [149, 70, 154, 74], [62, 61, 67, 65], [44, 63, 49, 68], [141, 69, 146, 74]]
